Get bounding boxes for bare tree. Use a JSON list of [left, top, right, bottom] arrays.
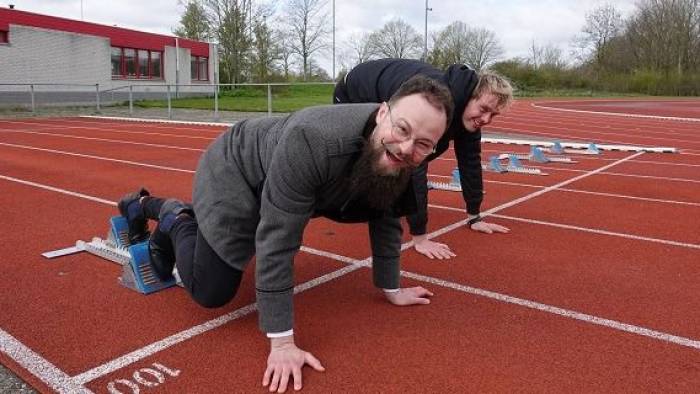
[[251, 17, 280, 81], [275, 28, 296, 80], [174, 0, 211, 41], [343, 32, 377, 67], [201, 0, 255, 83], [626, 0, 700, 74], [282, 0, 329, 81], [581, 4, 624, 69], [369, 18, 423, 59], [464, 27, 504, 71], [529, 40, 566, 69], [428, 21, 472, 69]]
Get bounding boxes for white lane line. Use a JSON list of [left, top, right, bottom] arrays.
[[430, 202, 700, 248], [0, 328, 93, 393], [431, 202, 700, 250], [79, 115, 233, 127], [399, 271, 700, 351], [532, 102, 700, 123], [0, 120, 218, 140], [0, 174, 116, 206], [430, 175, 700, 206], [421, 152, 647, 241], [72, 259, 365, 385], [0, 129, 204, 152], [0, 142, 195, 173], [490, 214, 700, 249]]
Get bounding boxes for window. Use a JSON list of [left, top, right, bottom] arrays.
[[138, 50, 149, 79], [111, 46, 162, 79], [150, 52, 161, 79], [198, 57, 208, 81], [111, 47, 122, 77], [124, 48, 136, 78], [191, 56, 208, 81], [0, 30, 8, 44]]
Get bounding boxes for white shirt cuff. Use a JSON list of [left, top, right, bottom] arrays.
[[383, 288, 400, 293], [266, 329, 294, 338]]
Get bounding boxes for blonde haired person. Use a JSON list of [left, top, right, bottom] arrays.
[[335, 59, 513, 259]]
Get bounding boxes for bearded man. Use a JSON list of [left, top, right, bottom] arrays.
[[117, 75, 453, 393]]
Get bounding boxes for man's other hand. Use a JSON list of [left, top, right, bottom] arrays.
[[385, 287, 434, 306], [470, 220, 510, 234], [412, 234, 457, 260], [263, 336, 325, 393]]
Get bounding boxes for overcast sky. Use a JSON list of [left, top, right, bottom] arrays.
[[9, 0, 639, 73]]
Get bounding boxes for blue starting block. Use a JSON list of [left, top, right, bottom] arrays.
[[42, 216, 179, 294], [451, 168, 460, 184], [586, 142, 601, 154], [109, 216, 178, 294], [508, 154, 524, 168], [550, 141, 564, 154], [487, 155, 506, 172], [530, 146, 549, 163]]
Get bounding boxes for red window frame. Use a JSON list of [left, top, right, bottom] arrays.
[[111, 46, 163, 80], [0, 30, 8, 44], [191, 56, 209, 81]]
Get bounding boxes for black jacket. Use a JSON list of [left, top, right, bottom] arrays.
[[335, 59, 483, 234]]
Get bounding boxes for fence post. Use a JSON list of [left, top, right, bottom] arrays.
[[267, 84, 272, 116], [167, 84, 172, 120], [214, 83, 219, 121], [129, 85, 133, 116], [30, 84, 36, 113], [95, 84, 101, 113]]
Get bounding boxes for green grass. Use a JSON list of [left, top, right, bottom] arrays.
[[514, 88, 650, 98], [134, 84, 335, 112], [131, 83, 676, 113]]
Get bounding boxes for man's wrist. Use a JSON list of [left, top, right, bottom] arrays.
[[467, 215, 482, 226], [267, 329, 294, 338], [383, 288, 400, 293]]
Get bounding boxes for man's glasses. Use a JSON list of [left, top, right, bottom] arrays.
[[386, 103, 437, 158]]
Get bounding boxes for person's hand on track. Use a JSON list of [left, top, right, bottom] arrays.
[[413, 234, 456, 260], [264, 336, 325, 392], [384, 286, 434, 305], [470, 220, 510, 234]]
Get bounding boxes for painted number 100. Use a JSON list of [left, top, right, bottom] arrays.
[[106, 362, 180, 394]]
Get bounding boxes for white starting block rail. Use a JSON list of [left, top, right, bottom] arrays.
[[42, 216, 180, 294], [498, 146, 577, 164], [427, 181, 462, 192], [483, 137, 676, 153], [483, 155, 548, 175]]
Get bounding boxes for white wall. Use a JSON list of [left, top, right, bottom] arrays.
[[0, 25, 215, 93]]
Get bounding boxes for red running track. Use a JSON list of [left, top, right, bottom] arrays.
[[1, 99, 699, 393]]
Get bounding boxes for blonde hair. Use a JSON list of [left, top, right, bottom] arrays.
[[473, 70, 513, 110]]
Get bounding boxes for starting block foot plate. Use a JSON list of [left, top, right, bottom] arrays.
[[120, 241, 178, 294]]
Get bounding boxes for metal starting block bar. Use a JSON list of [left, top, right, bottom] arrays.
[[42, 216, 179, 295], [482, 155, 548, 175], [427, 180, 462, 192], [498, 146, 577, 164], [483, 137, 676, 153]]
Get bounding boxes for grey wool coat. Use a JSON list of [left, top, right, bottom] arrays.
[[193, 103, 417, 333]]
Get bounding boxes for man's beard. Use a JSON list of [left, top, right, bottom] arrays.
[[348, 140, 413, 211]]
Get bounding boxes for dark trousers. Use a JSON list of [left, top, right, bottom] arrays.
[[143, 197, 243, 308]]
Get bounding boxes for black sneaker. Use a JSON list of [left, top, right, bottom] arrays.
[[149, 199, 194, 281], [117, 188, 151, 244]]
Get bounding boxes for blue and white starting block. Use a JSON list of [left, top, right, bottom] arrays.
[[42, 216, 179, 294], [426, 168, 463, 191], [482, 154, 547, 175]]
